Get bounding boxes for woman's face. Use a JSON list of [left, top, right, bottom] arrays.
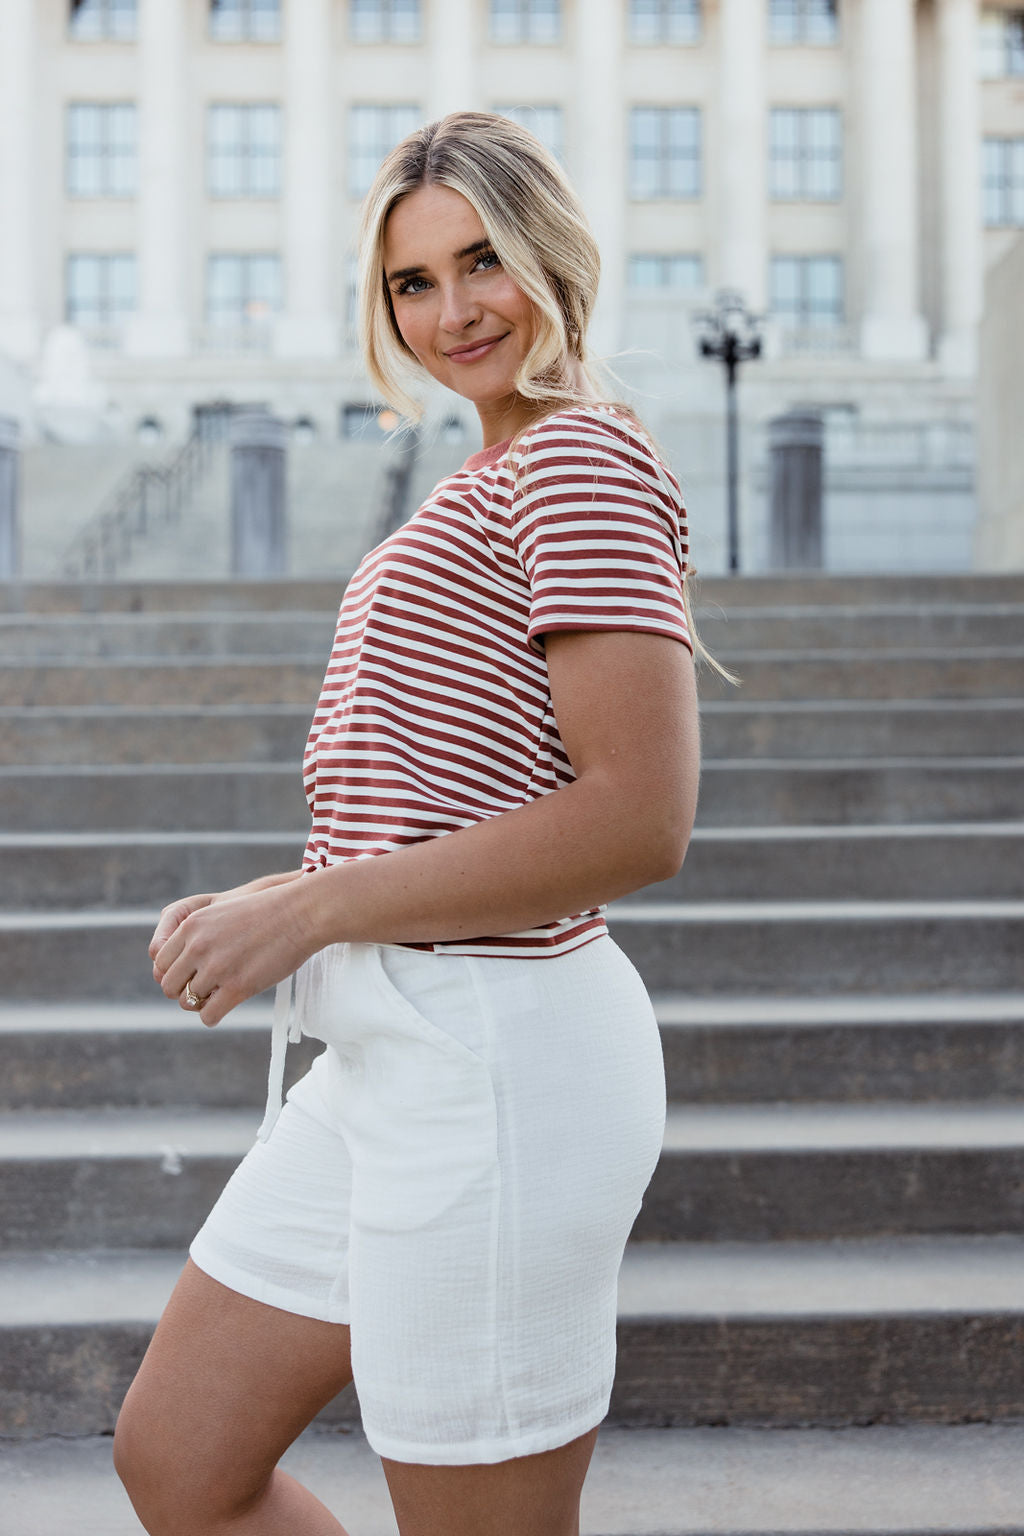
[[382, 183, 539, 443]]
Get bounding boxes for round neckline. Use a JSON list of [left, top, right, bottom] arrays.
[[461, 437, 513, 473]]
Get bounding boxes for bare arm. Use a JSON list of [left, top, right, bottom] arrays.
[[300, 628, 698, 945], [154, 629, 700, 1022]]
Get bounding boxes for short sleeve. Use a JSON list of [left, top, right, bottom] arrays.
[[507, 408, 693, 659]]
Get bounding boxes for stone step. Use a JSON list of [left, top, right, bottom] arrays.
[[3, 758, 1020, 833], [1, 823, 1021, 910], [0, 1002, 304, 1113], [0, 611, 333, 661], [0, 830, 306, 909], [3, 994, 1024, 1113], [2, 900, 1023, 1001], [644, 822, 1024, 900], [5, 571, 1024, 614], [4, 602, 1024, 660], [697, 602, 1024, 652], [657, 992, 1024, 1105], [0, 658, 324, 708], [638, 1100, 1024, 1241], [0, 764, 313, 832], [3, 1236, 1024, 1436], [693, 758, 1024, 826], [5, 1423, 1024, 1536], [611, 899, 1024, 993], [2, 650, 1023, 707], [4, 1100, 1023, 1251], [4, 698, 1022, 767]]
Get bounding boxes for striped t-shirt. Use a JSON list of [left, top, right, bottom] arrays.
[[301, 404, 693, 957]]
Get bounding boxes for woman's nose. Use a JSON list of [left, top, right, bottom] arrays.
[[438, 283, 482, 335]]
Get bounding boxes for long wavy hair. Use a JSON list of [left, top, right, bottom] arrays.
[[357, 110, 737, 684]]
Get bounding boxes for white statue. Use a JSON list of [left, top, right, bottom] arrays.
[[33, 324, 117, 444]]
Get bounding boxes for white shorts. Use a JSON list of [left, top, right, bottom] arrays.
[[188, 935, 666, 1466]]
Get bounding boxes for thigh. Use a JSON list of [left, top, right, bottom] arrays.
[[381, 1426, 600, 1536], [115, 1259, 353, 1508]]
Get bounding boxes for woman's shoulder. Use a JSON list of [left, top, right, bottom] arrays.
[[514, 402, 651, 456], [511, 402, 681, 498]]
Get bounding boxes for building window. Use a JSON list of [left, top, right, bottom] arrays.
[[489, 0, 561, 45], [341, 402, 399, 438], [349, 105, 421, 198], [206, 254, 281, 335], [68, 0, 137, 40], [493, 104, 564, 160], [629, 107, 701, 199], [770, 108, 841, 200], [770, 255, 844, 327], [628, 253, 704, 290], [350, 0, 421, 42], [208, 105, 281, 197], [209, 0, 281, 43], [67, 104, 136, 197], [982, 138, 1024, 226], [769, 0, 839, 46], [66, 254, 135, 340], [628, 0, 701, 45], [979, 10, 1024, 78]]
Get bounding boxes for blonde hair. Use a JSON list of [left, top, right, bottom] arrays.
[[358, 110, 603, 423], [357, 109, 737, 686]]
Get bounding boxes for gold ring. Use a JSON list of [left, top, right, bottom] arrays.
[[183, 981, 209, 1010]]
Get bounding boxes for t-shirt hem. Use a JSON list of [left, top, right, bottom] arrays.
[[529, 617, 694, 657], [384, 918, 609, 958]]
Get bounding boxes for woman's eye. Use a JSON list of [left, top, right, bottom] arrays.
[[396, 275, 430, 296], [474, 249, 500, 272]]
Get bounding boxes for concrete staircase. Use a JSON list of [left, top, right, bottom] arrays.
[[1, 572, 1024, 1534], [110, 432, 468, 581]]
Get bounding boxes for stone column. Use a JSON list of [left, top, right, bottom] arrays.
[[937, 0, 982, 376], [575, 0, 626, 357], [858, 0, 928, 360], [273, 0, 339, 356], [0, 0, 40, 360], [427, 0, 477, 118], [230, 410, 288, 576], [124, 0, 190, 356], [769, 411, 824, 569], [718, 0, 767, 311]]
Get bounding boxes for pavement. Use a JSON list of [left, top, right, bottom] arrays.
[[3, 1423, 1024, 1535]]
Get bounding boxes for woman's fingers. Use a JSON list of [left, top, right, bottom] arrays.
[[149, 894, 215, 963], [152, 885, 316, 1030], [157, 933, 200, 1005]]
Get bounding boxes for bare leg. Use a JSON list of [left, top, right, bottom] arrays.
[[114, 1259, 355, 1536], [381, 1425, 600, 1536]]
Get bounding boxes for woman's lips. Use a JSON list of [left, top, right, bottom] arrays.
[[445, 334, 508, 364]]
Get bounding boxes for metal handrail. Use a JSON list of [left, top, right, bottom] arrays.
[[59, 405, 234, 579]]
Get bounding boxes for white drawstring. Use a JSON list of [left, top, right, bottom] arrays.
[[256, 970, 303, 1142]]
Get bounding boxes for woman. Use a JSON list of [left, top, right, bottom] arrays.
[[114, 111, 715, 1536]]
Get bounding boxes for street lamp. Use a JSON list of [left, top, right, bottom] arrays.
[[692, 289, 763, 574]]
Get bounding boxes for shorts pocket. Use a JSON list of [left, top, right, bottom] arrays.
[[338, 946, 499, 1235]]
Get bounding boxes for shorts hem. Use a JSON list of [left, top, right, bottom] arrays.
[[188, 1238, 350, 1327], [363, 1401, 609, 1467]]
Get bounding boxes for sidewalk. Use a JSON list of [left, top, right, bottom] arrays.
[[3, 1423, 1024, 1535]]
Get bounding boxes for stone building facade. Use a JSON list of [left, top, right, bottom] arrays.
[[0, 0, 1022, 572]]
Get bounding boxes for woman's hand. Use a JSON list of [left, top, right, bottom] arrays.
[[148, 871, 302, 965], [149, 892, 218, 965], [153, 878, 320, 1028]]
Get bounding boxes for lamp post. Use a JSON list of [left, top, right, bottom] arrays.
[[692, 289, 763, 574]]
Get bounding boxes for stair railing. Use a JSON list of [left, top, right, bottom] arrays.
[[59, 404, 235, 580]]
